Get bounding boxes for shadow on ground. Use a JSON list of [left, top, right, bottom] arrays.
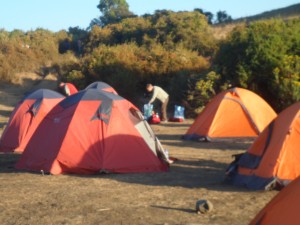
[[0, 152, 250, 193], [157, 134, 252, 150], [150, 205, 195, 214], [98, 158, 249, 192], [0, 153, 22, 173]]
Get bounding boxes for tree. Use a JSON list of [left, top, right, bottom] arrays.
[[96, 0, 135, 27], [194, 8, 214, 24], [204, 12, 214, 24], [216, 11, 232, 24]]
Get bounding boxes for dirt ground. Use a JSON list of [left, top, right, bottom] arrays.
[[0, 73, 278, 225]]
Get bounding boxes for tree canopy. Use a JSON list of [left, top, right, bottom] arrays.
[[93, 0, 135, 27], [1, 1, 299, 116]]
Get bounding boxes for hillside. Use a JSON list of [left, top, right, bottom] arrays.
[[212, 3, 300, 40], [235, 3, 300, 22], [0, 72, 58, 136]]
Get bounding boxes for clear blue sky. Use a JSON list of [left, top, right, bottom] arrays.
[[0, 0, 299, 32]]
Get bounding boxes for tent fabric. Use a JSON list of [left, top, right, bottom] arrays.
[[226, 102, 300, 190], [183, 87, 277, 141], [64, 83, 78, 95], [16, 88, 168, 175], [85, 81, 118, 95], [0, 89, 64, 153], [249, 176, 300, 225], [22, 89, 64, 100]]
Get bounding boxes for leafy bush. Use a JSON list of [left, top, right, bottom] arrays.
[[215, 18, 300, 111], [271, 55, 300, 110], [82, 43, 209, 101], [64, 70, 86, 90], [186, 71, 222, 116], [4, 9, 299, 117], [85, 10, 218, 56], [0, 28, 71, 83]]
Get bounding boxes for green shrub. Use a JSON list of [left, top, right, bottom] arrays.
[[215, 18, 300, 111], [82, 43, 209, 101], [84, 11, 218, 56], [186, 71, 221, 116], [0, 29, 71, 83], [64, 70, 86, 90], [271, 55, 300, 110]]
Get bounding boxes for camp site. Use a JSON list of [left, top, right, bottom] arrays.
[[0, 1, 300, 224]]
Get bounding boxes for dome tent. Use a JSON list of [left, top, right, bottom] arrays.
[[249, 176, 300, 225], [85, 81, 118, 95], [0, 89, 64, 153], [226, 102, 300, 190], [16, 89, 169, 174], [183, 87, 277, 141]]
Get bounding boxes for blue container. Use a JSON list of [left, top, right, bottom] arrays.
[[174, 105, 185, 119], [143, 104, 153, 120]]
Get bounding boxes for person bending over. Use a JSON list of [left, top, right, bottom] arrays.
[[146, 83, 169, 122]]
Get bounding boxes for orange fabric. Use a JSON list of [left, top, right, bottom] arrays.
[[239, 102, 300, 181], [209, 99, 257, 137], [272, 107, 300, 180], [235, 88, 277, 132], [249, 176, 300, 225], [186, 88, 277, 139]]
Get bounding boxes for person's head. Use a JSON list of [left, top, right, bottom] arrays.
[[146, 83, 153, 92]]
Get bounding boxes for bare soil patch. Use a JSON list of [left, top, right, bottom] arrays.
[[0, 74, 277, 225]]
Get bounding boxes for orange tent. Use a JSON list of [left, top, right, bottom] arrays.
[[0, 89, 64, 153], [226, 102, 300, 190], [183, 87, 277, 141], [249, 176, 300, 225]]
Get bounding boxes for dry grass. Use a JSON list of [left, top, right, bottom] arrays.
[[0, 73, 278, 225], [211, 23, 242, 40]]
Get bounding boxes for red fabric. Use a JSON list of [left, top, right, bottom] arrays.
[[149, 114, 161, 124], [16, 98, 168, 174], [0, 98, 63, 152], [65, 83, 78, 95], [169, 117, 184, 122]]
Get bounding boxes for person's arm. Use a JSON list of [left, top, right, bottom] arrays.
[[148, 87, 158, 104]]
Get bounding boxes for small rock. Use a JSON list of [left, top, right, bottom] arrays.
[[195, 199, 213, 214]]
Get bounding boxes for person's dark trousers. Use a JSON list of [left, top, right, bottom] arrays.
[[161, 97, 169, 121]]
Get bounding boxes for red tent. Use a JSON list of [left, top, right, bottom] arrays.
[[16, 89, 169, 174], [85, 81, 118, 95], [0, 89, 64, 153]]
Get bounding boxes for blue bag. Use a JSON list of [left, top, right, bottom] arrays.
[[174, 105, 185, 119], [143, 104, 153, 120]]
